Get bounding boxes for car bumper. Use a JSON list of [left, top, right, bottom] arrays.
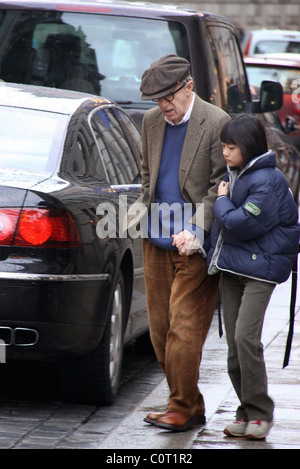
[[0, 272, 110, 281], [0, 272, 112, 359], [1, 322, 103, 359]]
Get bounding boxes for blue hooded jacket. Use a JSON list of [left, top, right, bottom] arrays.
[[207, 150, 300, 283]]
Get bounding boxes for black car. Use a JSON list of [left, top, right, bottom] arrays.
[[0, 82, 147, 405], [0, 0, 298, 200]]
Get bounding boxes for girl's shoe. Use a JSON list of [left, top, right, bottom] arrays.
[[245, 420, 273, 439], [223, 419, 247, 437]]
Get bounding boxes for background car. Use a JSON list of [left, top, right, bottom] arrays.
[[245, 54, 300, 149], [242, 29, 300, 57], [0, 1, 285, 127], [0, 82, 148, 406]]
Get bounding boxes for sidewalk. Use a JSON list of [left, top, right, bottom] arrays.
[[98, 274, 300, 450]]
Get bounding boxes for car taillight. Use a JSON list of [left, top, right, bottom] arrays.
[[0, 210, 19, 244], [18, 210, 52, 245], [0, 208, 81, 248], [57, 4, 111, 12]]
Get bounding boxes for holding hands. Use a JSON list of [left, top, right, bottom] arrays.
[[172, 229, 201, 256], [173, 180, 230, 256], [173, 180, 229, 256]]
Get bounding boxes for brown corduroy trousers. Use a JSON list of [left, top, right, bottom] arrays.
[[142, 239, 220, 417]]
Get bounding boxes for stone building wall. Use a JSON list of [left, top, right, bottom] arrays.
[[147, 1, 300, 34]]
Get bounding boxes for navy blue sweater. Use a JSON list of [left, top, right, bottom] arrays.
[[147, 121, 199, 249]]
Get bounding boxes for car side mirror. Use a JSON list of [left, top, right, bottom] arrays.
[[253, 80, 283, 113]]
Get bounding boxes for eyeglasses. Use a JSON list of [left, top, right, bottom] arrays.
[[152, 82, 187, 103]]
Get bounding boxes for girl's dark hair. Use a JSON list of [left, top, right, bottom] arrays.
[[220, 114, 268, 165]]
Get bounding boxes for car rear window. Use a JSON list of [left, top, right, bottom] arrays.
[[0, 106, 67, 172], [0, 10, 189, 104], [254, 40, 300, 54]]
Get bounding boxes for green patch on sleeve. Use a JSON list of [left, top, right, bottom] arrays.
[[244, 202, 261, 216]]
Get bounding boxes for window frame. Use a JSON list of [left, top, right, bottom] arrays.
[[88, 104, 141, 186]]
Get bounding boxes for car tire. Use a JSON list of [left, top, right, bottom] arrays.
[[62, 271, 125, 405]]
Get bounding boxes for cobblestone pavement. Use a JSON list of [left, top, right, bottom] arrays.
[[0, 345, 163, 449]]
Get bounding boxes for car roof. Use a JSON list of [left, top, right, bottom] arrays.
[[246, 29, 300, 39], [0, 0, 233, 25], [244, 54, 300, 68], [0, 0, 200, 15], [0, 82, 110, 114]]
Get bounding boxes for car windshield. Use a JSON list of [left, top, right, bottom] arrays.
[[254, 40, 300, 54], [0, 10, 189, 104], [246, 65, 300, 94], [0, 106, 67, 172]]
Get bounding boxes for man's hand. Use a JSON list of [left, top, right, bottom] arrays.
[[172, 229, 201, 256]]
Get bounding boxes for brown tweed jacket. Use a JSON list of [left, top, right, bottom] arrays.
[[131, 94, 230, 234]]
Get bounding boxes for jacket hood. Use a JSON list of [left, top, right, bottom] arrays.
[[228, 150, 276, 176]]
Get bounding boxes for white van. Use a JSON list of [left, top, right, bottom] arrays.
[[243, 29, 300, 56]]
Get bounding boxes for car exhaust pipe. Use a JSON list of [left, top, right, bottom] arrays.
[[0, 326, 39, 346]]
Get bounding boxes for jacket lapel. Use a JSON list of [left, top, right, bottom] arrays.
[[149, 112, 166, 202], [179, 96, 205, 191]]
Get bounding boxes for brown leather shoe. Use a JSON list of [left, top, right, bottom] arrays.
[[144, 410, 168, 425], [152, 411, 206, 432]]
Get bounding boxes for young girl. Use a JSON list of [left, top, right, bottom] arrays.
[[208, 114, 299, 440]]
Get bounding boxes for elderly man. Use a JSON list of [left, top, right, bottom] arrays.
[[133, 54, 230, 431]]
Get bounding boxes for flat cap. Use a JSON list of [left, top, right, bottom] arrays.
[[140, 54, 191, 100]]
